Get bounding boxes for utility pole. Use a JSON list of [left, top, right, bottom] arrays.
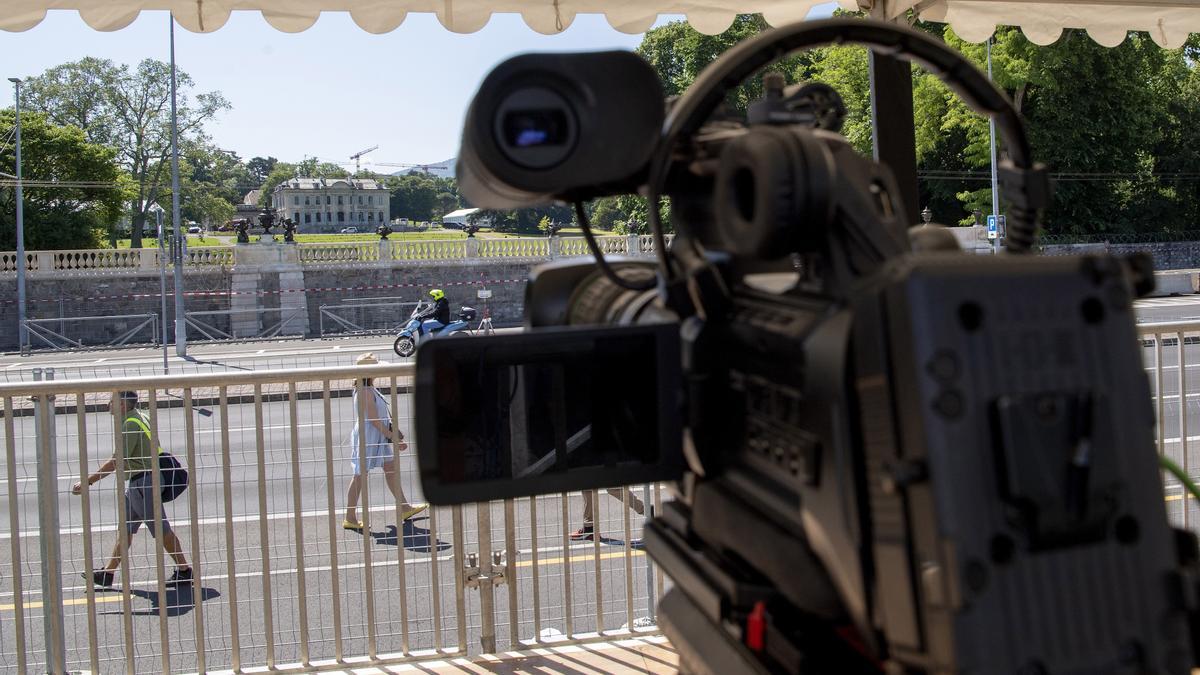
[[988, 37, 1002, 254], [169, 15, 187, 356], [8, 77, 27, 353]]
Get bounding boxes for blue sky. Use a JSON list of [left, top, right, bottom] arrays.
[[1, 7, 835, 168]]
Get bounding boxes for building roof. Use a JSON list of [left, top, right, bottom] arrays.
[[273, 177, 385, 192], [443, 207, 480, 220], [243, 189, 262, 205]]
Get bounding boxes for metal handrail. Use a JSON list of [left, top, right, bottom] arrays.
[[0, 361, 415, 397], [1138, 320, 1200, 335]]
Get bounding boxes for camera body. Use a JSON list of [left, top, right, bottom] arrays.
[[418, 18, 1200, 674]]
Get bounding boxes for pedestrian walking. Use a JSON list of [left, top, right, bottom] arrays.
[[571, 488, 645, 541], [73, 390, 192, 588], [344, 353, 427, 531]]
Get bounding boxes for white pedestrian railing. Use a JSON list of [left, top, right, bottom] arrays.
[[0, 235, 675, 276], [297, 242, 381, 265], [477, 237, 552, 259], [185, 247, 235, 267], [390, 239, 468, 261], [0, 362, 665, 674], [1140, 319, 1200, 529]]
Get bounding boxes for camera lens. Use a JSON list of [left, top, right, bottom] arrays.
[[493, 86, 578, 170]]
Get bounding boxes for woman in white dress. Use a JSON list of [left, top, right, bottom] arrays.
[[343, 353, 427, 530]]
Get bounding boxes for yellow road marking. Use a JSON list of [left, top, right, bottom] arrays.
[[1, 594, 126, 611], [0, 549, 647, 612]]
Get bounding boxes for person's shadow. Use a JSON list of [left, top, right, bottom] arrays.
[[372, 517, 451, 553], [98, 585, 221, 617], [595, 535, 644, 550]]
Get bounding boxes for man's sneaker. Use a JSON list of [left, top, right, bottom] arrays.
[[167, 568, 193, 587], [570, 525, 594, 541], [85, 570, 114, 588]]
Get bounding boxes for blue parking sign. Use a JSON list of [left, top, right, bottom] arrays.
[[986, 215, 1005, 240]]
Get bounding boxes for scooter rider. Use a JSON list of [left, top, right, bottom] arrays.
[[415, 288, 451, 334]]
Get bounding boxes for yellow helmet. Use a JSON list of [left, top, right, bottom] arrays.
[[429, 289, 445, 301]]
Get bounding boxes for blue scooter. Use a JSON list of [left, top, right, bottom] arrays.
[[393, 301, 476, 357]]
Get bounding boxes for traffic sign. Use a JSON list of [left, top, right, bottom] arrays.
[[987, 214, 1006, 240]]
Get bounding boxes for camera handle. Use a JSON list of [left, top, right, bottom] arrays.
[[646, 18, 1050, 257]]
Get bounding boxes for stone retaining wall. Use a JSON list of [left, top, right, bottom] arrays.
[[4, 235, 1200, 352]]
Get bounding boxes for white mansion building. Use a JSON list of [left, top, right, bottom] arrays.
[[271, 178, 390, 233]]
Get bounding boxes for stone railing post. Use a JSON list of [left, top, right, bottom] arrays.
[[378, 238, 392, 266], [548, 235, 558, 260], [465, 237, 481, 258], [36, 251, 55, 272], [627, 234, 640, 256]]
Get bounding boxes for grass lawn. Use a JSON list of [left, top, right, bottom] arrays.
[[113, 236, 224, 248]]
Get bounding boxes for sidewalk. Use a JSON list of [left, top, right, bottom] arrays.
[[322, 636, 676, 674]]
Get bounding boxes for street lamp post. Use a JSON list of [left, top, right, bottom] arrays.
[[8, 77, 27, 353], [169, 15, 187, 357]]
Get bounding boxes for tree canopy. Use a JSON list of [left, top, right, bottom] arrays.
[[632, 14, 1200, 236], [21, 57, 230, 246], [387, 172, 463, 222], [0, 109, 126, 249]]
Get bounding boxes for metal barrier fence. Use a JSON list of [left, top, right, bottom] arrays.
[[319, 301, 419, 337], [0, 362, 664, 674], [22, 314, 160, 351]]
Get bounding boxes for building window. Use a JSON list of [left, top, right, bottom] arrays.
[[358, 196, 363, 205], [293, 196, 299, 206], [304, 213, 311, 223], [378, 211, 384, 222], [367, 195, 373, 205], [315, 212, 321, 222], [338, 212, 345, 222], [304, 196, 310, 205], [337, 195, 343, 205], [368, 212, 374, 222], [326, 195, 331, 205]]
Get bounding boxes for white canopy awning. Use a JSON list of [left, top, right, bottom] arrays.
[[1, 0, 1196, 47]]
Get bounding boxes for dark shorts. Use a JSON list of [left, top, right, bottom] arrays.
[[124, 472, 172, 537]]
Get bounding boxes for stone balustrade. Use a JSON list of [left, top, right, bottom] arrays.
[[0, 234, 674, 276]]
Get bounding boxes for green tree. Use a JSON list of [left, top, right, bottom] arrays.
[[246, 156, 277, 185], [635, 14, 1200, 235], [0, 109, 126, 249], [931, 26, 1199, 233], [388, 173, 462, 221], [637, 15, 808, 115], [22, 57, 230, 247], [258, 162, 296, 207]]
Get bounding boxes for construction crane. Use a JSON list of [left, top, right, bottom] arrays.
[[372, 162, 450, 174], [349, 145, 379, 173], [323, 156, 450, 176]]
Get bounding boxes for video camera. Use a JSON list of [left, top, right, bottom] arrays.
[[414, 18, 1200, 674]]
